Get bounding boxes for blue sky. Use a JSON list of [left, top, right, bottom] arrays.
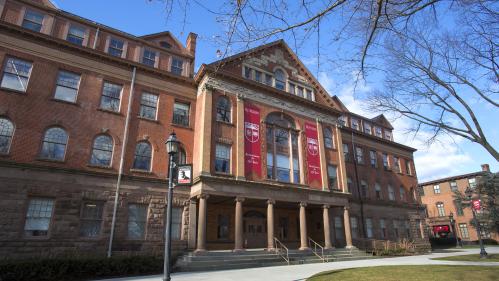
[[53, 0, 498, 181]]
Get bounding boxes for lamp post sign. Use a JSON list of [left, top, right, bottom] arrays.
[[176, 164, 192, 186]]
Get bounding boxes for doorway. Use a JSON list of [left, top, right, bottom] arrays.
[[243, 210, 266, 248]]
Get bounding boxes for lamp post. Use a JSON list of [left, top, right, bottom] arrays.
[[164, 132, 179, 281], [465, 187, 487, 259], [449, 212, 461, 248]]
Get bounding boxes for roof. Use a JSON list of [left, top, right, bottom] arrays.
[[418, 171, 486, 187]]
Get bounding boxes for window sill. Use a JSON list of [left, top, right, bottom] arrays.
[[87, 164, 113, 170], [97, 108, 122, 116], [130, 169, 153, 175], [50, 98, 80, 107], [0, 87, 28, 95], [36, 157, 65, 163], [138, 116, 159, 124], [214, 172, 234, 178], [216, 120, 234, 126], [171, 123, 192, 130], [0, 153, 10, 157]]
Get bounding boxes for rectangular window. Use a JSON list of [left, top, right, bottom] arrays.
[[418, 186, 425, 196], [139, 92, 158, 120], [450, 181, 458, 192], [350, 217, 359, 239], [297, 86, 304, 98], [361, 181, 368, 198], [327, 165, 338, 190], [79, 201, 104, 237], [399, 187, 405, 201], [459, 223, 469, 239], [385, 130, 392, 140], [217, 214, 229, 239], [171, 57, 183, 75], [215, 144, 231, 173], [455, 200, 464, 216], [24, 198, 54, 237], [306, 89, 313, 100], [142, 49, 157, 67], [351, 119, 360, 130], [288, 82, 295, 95], [244, 66, 251, 79], [468, 178, 476, 189], [128, 204, 148, 239], [108, 38, 124, 57], [265, 74, 272, 86], [1, 57, 33, 92], [433, 184, 441, 194], [382, 153, 389, 170], [173, 102, 190, 126], [254, 70, 262, 83], [366, 218, 373, 238], [100, 82, 122, 112], [343, 144, 350, 161], [54, 70, 80, 103], [171, 207, 182, 240], [370, 150, 377, 168], [334, 216, 343, 239], [375, 127, 383, 138], [380, 219, 386, 239], [436, 202, 445, 217], [393, 156, 400, 172], [364, 123, 372, 134], [375, 183, 382, 199], [22, 10, 44, 32], [405, 159, 412, 175], [388, 185, 395, 201], [355, 147, 364, 164], [347, 178, 352, 192], [338, 116, 347, 127], [67, 24, 86, 46]]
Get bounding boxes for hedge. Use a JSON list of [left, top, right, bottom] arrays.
[[0, 256, 163, 281]]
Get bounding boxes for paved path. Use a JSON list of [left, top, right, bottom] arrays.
[[97, 247, 499, 281]]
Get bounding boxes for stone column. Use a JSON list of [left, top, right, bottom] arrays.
[[187, 199, 197, 249], [235, 95, 246, 180], [234, 197, 245, 251], [180, 200, 189, 241], [299, 202, 310, 250], [343, 206, 353, 248], [192, 86, 212, 177], [323, 205, 333, 249], [267, 199, 275, 251], [196, 194, 209, 252]]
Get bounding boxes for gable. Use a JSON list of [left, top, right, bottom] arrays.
[[140, 31, 184, 52]]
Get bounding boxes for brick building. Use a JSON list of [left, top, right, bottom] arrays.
[[0, 0, 428, 260], [419, 164, 498, 244]]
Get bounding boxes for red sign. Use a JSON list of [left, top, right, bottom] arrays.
[[305, 122, 322, 184], [433, 225, 450, 233], [472, 199, 481, 211], [244, 104, 261, 177]]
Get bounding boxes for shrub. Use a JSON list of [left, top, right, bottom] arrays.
[[0, 256, 163, 281]]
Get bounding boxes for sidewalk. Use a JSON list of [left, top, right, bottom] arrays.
[[96, 247, 499, 281]]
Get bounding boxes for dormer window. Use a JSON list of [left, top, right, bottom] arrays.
[[171, 57, 183, 75], [306, 89, 314, 101], [364, 123, 372, 134], [297, 86, 304, 98], [274, 69, 285, 90], [22, 10, 44, 32], [351, 119, 360, 130], [142, 49, 157, 67], [160, 41, 171, 49], [338, 116, 347, 127], [385, 130, 392, 140], [375, 127, 383, 137], [67, 24, 86, 46], [108, 38, 124, 58]]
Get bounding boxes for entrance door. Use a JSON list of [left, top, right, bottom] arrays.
[[243, 211, 266, 248]]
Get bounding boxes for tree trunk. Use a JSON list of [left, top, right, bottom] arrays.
[[480, 141, 499, 162]]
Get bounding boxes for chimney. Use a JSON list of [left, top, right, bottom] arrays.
[[186, 32, 197, 56], [481, 164, 490, 172]]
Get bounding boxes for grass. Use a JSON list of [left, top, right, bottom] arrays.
[[433, 254, 499, 262], [307, 265, 499, 281]]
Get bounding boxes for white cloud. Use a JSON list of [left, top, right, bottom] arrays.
[[318, 71, 474, 183]]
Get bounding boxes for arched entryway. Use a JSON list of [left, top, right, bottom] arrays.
[[243, 210, 267, 248]]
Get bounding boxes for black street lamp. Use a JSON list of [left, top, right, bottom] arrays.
[[465, 187, 487, 259], [164, 132, 179, 281], [449, 212, 461, 248]]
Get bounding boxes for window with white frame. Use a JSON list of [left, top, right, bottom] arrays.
[[351, 118, 360, 130], [355, 147, 364, 164], [100, 82, 122, 112], [40, 127, 68, 160], [296, 86, 304, 98], [139, 92, 158, 120], [393, 156, 400, 172], [375, 127, 382, 137], [306, 89, 314, 100], [90, 135, 113, 166], [350, 217, 359, 239], [323, 127, 333, 149], [173, 102, 190, 126], [24, 198, 54, 237], [433, 184, 441, 194], [468, 178, 476, 189], [334, 216, 343, 239], [343, 143, 350, 161], [365, 218, 373, 238], [364, 123, 372, 134], [216, 96, 231, 123], [67, 24, 86, 46], [382, 153, 389, 170], [385, 130, 392, 140], [338, 115, 347, 127], [459, 223, 469, 239], [108, 38, 124, 57], [132, 141, 152, 171], [274, 69, 285, 90], [54, 70, 80, 103], [79, 201, 104, 237], [1, 57, 33, 92], [388, 185, 395, 200], [370, 150, 377, 168], [127, 204, 148, 239], [436, 202, 445, 217], [142, 49, 157, 67], [375, 183, 382, 199], [0, 118, 14, 154], [405, 159, 412, 175], [215, 143, 231, 173], [327, 165, 338, 190], [22, 10, 44, 32], [171, 57, 183, 75], [450, 181, 458, 192]]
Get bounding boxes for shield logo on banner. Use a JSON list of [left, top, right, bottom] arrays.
[[245, 122, 260, 143], [307, 137, 319, 155]]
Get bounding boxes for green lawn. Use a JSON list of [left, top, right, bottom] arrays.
[[307, 265, 499, 281], [433, 254, 499, 262]]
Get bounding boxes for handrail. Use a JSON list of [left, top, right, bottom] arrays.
[[273, 237, 290, 265], [308, 237, 326, 262]]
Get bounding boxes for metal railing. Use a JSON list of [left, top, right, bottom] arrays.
[[273, 237, 290, 265], [308, 237, 327, 262]]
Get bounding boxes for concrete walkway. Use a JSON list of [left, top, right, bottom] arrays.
[[97, 247, 499, 281]]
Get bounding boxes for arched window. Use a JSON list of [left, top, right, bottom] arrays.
[[274, 69, 285, 90], [216, 96, 231, 122], [133, 141, 152, 171], [90, 135, 113, 166], [266, 112, 299, 183], [323, 127, 333, 149], [0, 118, 14, 154], [40, 127, 68, 160]]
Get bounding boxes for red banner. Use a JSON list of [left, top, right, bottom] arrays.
[[244, 104, 261, 177], [305, 122, 322, 184], [472, 199, 481, 211]]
